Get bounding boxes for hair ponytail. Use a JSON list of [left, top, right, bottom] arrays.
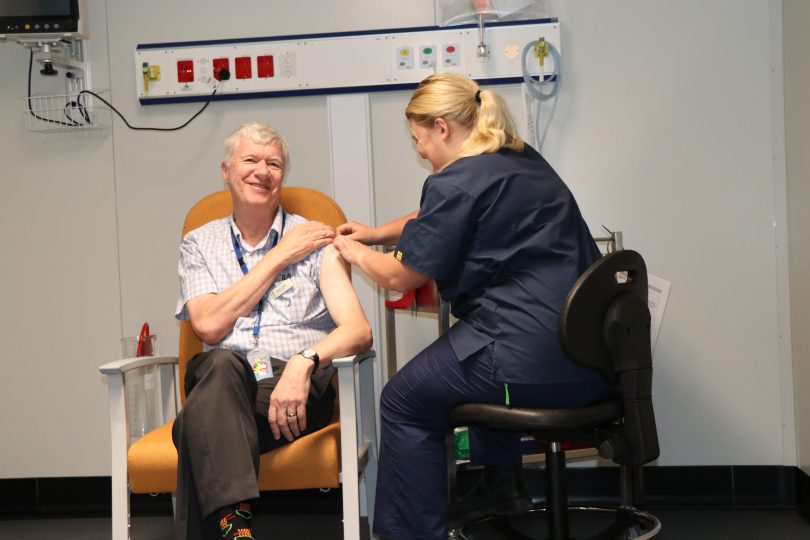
[[457, 89, 523, 160], [405, 73, 523, 167]]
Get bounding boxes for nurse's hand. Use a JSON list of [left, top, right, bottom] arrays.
[[336, 221, 378, 245], [333, 235, 368, 266]]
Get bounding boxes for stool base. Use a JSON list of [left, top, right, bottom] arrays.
[[450, 506, 661, 540]]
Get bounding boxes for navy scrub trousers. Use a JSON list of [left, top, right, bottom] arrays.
[[372, 332, 613, 540]]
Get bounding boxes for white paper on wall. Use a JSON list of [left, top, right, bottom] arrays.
[[647, 273, 671, 354]]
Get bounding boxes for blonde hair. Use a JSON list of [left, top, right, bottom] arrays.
[[405, 73, 523, 166], [223, 122, 290, 175]]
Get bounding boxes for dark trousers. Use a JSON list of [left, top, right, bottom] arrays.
[[171, 349, 335, 539], [372, 333, 616, 540]]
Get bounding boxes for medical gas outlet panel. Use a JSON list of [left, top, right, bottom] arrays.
[[135, 19, 559, 104]]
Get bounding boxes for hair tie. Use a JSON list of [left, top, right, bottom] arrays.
[[474, 89, 482, 104]]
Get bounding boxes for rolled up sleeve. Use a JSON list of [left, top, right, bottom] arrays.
[[175, 235, 219, 320]]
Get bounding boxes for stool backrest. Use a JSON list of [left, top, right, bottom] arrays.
[[559, 249, 659, 465]]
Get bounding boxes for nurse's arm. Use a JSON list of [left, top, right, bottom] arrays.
[[334, 236, 429, 292], [337, 210, 418, 246]]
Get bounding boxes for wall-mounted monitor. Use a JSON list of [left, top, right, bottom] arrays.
[[0, 0, 86, 40]]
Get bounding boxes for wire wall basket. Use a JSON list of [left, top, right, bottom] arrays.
[[24, 93, 111, 132]]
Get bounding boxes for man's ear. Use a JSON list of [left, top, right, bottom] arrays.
[[221, 161, 229, 183]]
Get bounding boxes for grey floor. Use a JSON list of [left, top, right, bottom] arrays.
[[0, 510, 808, 540]]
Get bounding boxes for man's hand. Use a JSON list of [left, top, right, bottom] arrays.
[[267, 355, 314, 441], [272, 221, 335, 267]]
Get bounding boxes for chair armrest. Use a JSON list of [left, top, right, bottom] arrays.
[[99, 355, 179, 375], [334, 350, 379, 526], [100, 354, 180, 534], [333, 351, 376, 452], [331, 351, 373, 369], [99, 355, 180, 438], [99, 355, 181, 451]]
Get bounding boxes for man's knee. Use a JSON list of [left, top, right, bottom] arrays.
[[186, 349, 250, 393], [190, 348, 244, 369]]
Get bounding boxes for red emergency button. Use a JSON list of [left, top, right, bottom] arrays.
[[235, 56, 252, 79], [257, 55, 275, 78], [213, 58, 230, 80], [446, 45, 456, 53], [177, 60, 194, 83]]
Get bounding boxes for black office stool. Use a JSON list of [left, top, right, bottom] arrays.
[[449, 250, 661, 540]]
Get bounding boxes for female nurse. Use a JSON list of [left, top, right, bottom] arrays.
[[333, 73, 616, 540]]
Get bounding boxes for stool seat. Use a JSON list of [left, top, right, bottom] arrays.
[[450, 400, 623, 434]]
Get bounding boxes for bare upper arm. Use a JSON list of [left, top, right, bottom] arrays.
[[319, 245, 370, 329]]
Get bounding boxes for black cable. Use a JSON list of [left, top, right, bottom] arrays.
[[64, 101, 81, 125], [63, 98, 91, 126], [75, 92, 91, 123], [78, 84, 219, 132], [28, 48, 220, 131], [27, 49, 80, 127]]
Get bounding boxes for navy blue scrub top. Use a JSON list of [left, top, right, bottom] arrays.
[[396, 145, 602, 384]]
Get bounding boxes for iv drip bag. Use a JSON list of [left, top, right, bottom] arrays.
[[436, 0, 549, 27]]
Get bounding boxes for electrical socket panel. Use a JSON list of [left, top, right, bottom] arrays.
[[135, 20, 559, 104]]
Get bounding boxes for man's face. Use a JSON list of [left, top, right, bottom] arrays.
[[221, 138, 285, 210]]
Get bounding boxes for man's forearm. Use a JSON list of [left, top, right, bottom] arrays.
[[299, 324, 373, 369], [188, 252, 288, 344]]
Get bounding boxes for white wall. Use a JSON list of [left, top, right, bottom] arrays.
[[784, 0, 810, 475], [0, 0, 801, 478], [0, 1, 120, 478], [543, 0, 791, 466]]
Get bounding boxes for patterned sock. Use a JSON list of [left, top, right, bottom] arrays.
[[217, 502, 254, 539]]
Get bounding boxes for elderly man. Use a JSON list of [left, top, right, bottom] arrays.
[[173, 122, 372, 539]]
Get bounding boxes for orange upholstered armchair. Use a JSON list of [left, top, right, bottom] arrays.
[[99, 187, 378, 540]]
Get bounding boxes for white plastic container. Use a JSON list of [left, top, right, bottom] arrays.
[[121, 335, 162, 445]]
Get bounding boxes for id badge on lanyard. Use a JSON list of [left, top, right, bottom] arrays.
[[247, 348, 272, 380], [231, 212, 285, 381]]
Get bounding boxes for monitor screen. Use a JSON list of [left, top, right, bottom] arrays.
[[0, 0, 81, 35], [0, 1, 73, 18]]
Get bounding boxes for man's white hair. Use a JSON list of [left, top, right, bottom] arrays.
[[223, 122, 290, 175]]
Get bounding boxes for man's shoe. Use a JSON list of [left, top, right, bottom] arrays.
[[448, 465, 533, 528]]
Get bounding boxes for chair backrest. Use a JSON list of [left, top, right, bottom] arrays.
[[558, 249, 659, 465], [178, 187, 347, 401]]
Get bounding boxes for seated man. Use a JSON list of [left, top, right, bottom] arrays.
[[173, 122, 372, 540]]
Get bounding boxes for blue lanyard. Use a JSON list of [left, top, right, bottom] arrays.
[[230, 211, 286, 347]]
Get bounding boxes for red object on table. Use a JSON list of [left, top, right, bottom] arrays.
[[385, 289, 416, 310], [385, 282, 441, 311]]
